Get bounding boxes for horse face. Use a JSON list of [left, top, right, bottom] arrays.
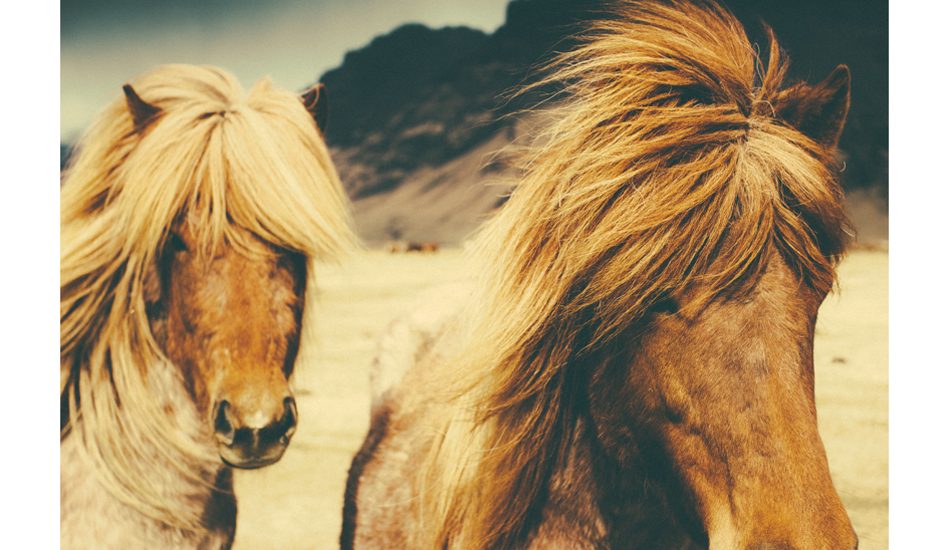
[[587, 250, 856, 549], [148, 222, 306, 469]]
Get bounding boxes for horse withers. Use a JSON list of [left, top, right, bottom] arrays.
[[60, 65, 356, 549], [342, 1, 857, 549]]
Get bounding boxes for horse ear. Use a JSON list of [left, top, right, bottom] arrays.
[[123, 84, 161, 132], [301, 83, 329, 134], [773, 65, 850, 149]]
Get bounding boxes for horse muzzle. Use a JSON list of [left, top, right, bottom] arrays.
[[212, 396, 298, 469]]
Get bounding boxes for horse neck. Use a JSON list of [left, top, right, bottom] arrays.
[[63, 350, 228, 508], [528, 418, 698, 550]]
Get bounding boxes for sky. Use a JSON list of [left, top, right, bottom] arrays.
[[61, 0, 512, 142]]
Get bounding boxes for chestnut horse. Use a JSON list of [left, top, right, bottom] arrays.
[[61, 65, 356, 549], [342, 1, 857, 549]]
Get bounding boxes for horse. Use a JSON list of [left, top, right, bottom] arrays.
[[389, 241, 440, 253], [60, 64, 356, 549], [389, 240, 410, 253], [406, 241, 439, 253], [341, 1, 857, 549]]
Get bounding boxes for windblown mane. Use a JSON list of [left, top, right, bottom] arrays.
[[424, 2, 851, 549], [60, 65, 356, 529]]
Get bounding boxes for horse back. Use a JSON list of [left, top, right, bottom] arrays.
[[345, 282, 470, 549]]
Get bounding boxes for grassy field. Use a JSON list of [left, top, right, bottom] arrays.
[[231, 248, 888, 550]]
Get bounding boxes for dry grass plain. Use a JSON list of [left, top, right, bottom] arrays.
[[230, 248, 888, 550]]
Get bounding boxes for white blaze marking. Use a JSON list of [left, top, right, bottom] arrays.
[[244, 409, 269, 429]]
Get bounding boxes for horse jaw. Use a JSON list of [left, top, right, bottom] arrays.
[[589, 251, 856, 549]]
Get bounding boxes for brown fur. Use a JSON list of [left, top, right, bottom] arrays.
[[344, 2, 856, 549], [61, 64, 356, 548]]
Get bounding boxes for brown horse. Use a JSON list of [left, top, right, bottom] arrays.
[[342, 1, 857, 549], [389, 241, 440, 253], [60, 65, 356, 549]]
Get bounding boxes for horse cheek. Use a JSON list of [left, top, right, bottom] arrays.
[[587, 336, 660, 466], [163, 258, 220, 409]]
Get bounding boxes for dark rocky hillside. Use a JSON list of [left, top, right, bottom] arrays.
[[313, 0, 887, 245], [61, 0, 887, 245], [317, 0, 605, 202]]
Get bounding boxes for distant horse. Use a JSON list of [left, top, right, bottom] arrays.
[[388, 240, 409, 253], [342, 1, 857, 549], [61, 65, 356, 549], [389, 241, 440, 253], [407, 241, 439, 253]]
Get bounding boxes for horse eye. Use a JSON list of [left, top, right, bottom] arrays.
[[279, 251, 308, 276], [168, 232, 189, 253], [649, 296, 679, 316]]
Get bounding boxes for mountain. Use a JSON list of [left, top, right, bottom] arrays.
[[317, 0, 604, 200], [316, 0, 887, 246], [316, 0, 611, 244], [60, 0, 887, 246]]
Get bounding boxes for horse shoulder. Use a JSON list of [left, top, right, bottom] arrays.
[[343, 392, 441, 550], [347, 282, 471, 550]]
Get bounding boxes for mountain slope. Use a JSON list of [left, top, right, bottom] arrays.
[[316, 0, 887, 246]]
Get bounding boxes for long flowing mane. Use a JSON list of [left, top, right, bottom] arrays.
[[424, 2, 851, 548], [61, 64, 356, 529]]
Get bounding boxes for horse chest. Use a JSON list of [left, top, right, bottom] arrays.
[[60, 416, 236, 550]]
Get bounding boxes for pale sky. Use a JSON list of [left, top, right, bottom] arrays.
[[61, 0, 512, 142]]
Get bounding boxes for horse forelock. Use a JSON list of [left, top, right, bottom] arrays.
[[60, 64, 356, 531], [426, 2, 851, 549]]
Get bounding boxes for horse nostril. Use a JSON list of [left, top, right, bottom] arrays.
[[282, 397, 298, 439], [213, 400, 235, 446]]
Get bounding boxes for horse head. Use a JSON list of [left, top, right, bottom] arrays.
[[143, 220, 304, 468], [61, 64, 355, 541], [585, 65, 856, 549], [128, 81, 332, 469]]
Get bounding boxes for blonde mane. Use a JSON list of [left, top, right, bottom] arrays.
[[61, 64, 356, 530], [424, 2, 850, 548]]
